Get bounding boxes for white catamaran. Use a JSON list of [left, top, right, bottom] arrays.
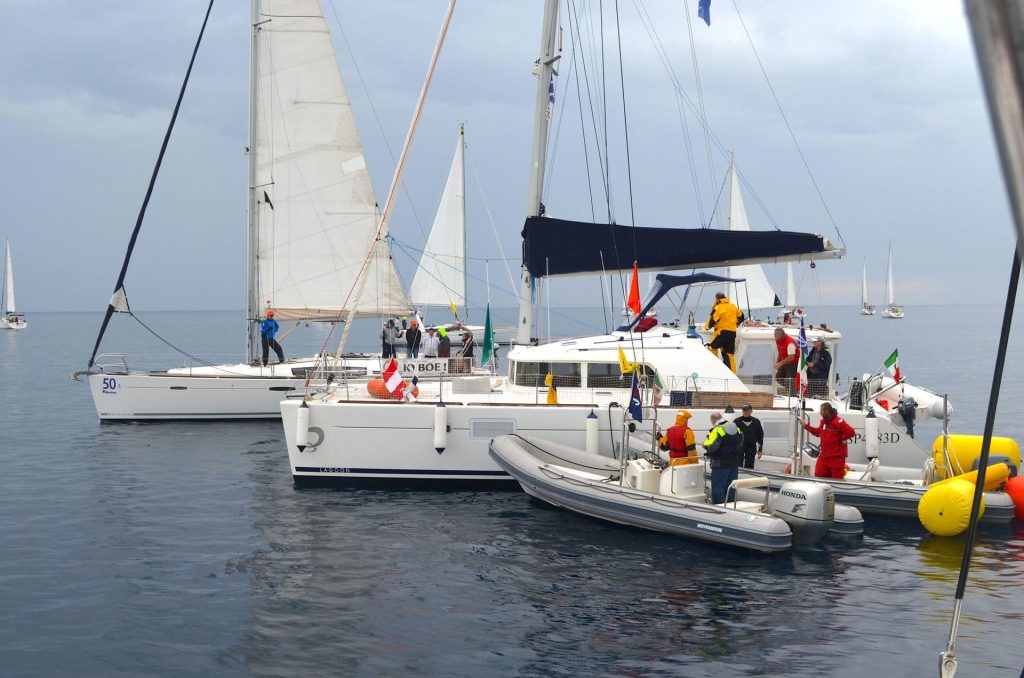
[[79, 0, 418, 420], [1, 238, 27, 331]]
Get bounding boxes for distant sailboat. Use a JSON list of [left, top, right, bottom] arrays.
[[881, 244, 904, 319], [860, 259, 876, 315], [1, 239, 27, 330]]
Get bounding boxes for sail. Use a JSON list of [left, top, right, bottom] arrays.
[[254, 0, 410, 321], [886, 246, 895, 304], [3, 240, 14, 314], [862, 260, 869, 306], [410, 132, 466, 308], [786, 263, 797, 308], [723, 164, 781, 309]]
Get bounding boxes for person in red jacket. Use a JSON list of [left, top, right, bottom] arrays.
[[802, 403, 856, 479], [774, 328, 799, 396]]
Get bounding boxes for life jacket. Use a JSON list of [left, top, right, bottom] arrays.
[[665, 424, 696, 459], [775, 333, 797, 362]]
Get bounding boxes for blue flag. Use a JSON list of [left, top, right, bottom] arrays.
[[698, 0, 711, 26], [628, 373, 643, 422]]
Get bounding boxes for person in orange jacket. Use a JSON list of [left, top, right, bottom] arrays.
[[659, 409, 698, 464]]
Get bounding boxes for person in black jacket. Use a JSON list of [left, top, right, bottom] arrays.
[[703, 413, 743, 504], [733, 404, 765, 469], [806, 337, 833, 398], [405, 320, 422, 358]]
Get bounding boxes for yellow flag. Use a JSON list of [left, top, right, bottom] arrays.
[[449, 301, 458, 316], [618, 346, 636, 375], [545, 372, 558, 404]]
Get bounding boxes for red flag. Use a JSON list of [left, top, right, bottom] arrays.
[[627, 261, 641, 316], [382, 358, 407, 398]]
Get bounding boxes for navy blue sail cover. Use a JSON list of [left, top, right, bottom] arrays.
[[522, 216, 833, 278]]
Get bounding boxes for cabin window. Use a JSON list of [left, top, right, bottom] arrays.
[[586, 362, 656, 389], [512, 361, 581, 387], [736, 343, 774, 386]]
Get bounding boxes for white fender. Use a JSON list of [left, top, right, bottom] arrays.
[[296, 401, 310, 452], [865, 409, 879, 460], [434, 402, 448, 454], [585, 410, 599, 455]]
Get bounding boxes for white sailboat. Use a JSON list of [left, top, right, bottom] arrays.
[[860, 259, 876, 315], [1, 238, 27, 330], [881, 243, 904, 318], [79, 0, 412, 420]]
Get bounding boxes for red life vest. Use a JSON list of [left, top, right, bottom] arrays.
[[775, 334, 798, 363], [666, 424, 694, 459]]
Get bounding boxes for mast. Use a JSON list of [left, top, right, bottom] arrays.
[[2, 239, 11, 315], [516, 0, 560, 345], [246, 0, 261, 363], [460, 123, 467, 317]]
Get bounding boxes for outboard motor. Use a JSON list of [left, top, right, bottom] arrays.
[[771, 481, 836, 545], [897, 396, 918, 438]]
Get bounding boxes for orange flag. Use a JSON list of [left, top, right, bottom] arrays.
[[627, 261, 641, 315]]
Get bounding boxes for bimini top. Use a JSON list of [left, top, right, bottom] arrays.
[[522, 216, 842, 278], [615, 273, 741, 332]]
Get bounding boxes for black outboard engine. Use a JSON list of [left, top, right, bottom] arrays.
[[897, 396, 918, 438]]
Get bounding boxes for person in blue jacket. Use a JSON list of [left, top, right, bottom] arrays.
[[260, 309, 285, 366]]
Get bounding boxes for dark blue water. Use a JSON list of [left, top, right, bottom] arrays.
[[2, 307, 1023, 676]]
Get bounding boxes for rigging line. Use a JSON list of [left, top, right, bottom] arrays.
[[569, 0, 611, 213], [390, 238, 517, 299], [464, 145, 519, 296], [128, 312, 253, 374], [87, 0, 216, 369], [600, 0, 612, 224], [567, 4, 597, 222], [941, 249, 1019, 671], [681, 0, 720, 230], [543, 45, 575, 197], [631, 0, 705, 225], [325, 0, 427, 237], [613, 0, 636, 234], [730, 0, 843, 246]]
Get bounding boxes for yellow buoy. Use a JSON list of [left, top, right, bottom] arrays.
[[918, 479, 986, 537], [929, 463, 1010, 492], [931, 435, 1020, 478]]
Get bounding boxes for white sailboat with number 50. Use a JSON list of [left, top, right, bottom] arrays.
[[76, 0, 415, 420]]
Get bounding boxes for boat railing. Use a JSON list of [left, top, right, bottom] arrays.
[[92, 353, 131, 374]]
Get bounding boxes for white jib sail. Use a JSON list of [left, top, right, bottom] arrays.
[[862, 260, 869, 306], [786, 262, 797, 309], [886, 246, 895, 305], [724, 162, 780, 310], [410, 132, 466, 308], [4, 239, 15, 314], [254, 0, 410, 321]]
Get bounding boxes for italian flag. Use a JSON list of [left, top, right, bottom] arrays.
[[797, 346, 807, 396], [884, 349, 901, 383]]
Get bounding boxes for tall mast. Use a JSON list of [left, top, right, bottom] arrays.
[[460, 123, 467, 317], [516, 0, 560, 345], [862, 259, 868, 306], [886, 244, 895, 305], [246, 0, 261, 362]]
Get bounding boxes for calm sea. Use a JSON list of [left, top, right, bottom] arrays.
[[1, 305, 1023, 677]]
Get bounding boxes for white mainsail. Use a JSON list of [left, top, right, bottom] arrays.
[[785, 262, 796, 309], [410, 130, 466, 308], [862, 260, 870, 306], [3, 239, 14, 315], [254, 0, 410, 321], [886, 246, 895, 305], [724, 161, 781, 309]]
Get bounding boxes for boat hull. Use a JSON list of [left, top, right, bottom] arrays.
[[740, 465, 1014, 524], [489, 435, 794, 553]]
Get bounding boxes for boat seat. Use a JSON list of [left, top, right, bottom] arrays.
[[725, 500, 766, 514]]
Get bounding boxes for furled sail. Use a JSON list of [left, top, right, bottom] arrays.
[[254, 0, 410, 320], [723, 164, 781, 309], [410, 131, 466, 308], [523, 217, 841, 278]]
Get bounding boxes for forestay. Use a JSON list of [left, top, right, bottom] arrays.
[[255, 0, 410, 321]]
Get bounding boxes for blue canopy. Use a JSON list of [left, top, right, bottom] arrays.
[[615, 273, 742, 332]]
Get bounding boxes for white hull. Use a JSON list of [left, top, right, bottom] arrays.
[[882, 305, 904, 319], [85, 355, 390, 421], [282, 396, 933, 486], [859, 305, 876, 316], [0, 316, 26, 330]]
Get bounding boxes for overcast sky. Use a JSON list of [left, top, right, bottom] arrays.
[[0, 0, 1015, 315]]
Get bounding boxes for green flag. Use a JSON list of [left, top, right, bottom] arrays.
[[481, 303, 495, 365]]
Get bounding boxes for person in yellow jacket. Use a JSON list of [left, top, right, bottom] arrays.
[[705, 292, 744, 372]]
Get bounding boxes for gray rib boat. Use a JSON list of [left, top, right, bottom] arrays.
[[490, 434, 862, 553]]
